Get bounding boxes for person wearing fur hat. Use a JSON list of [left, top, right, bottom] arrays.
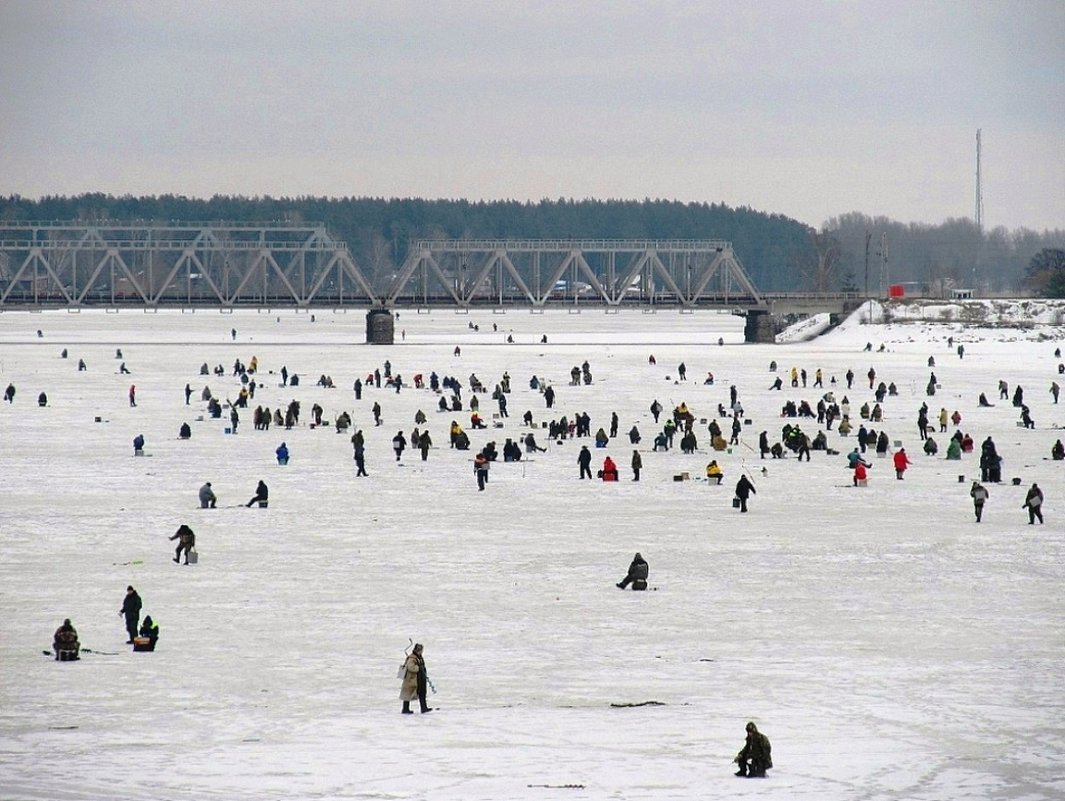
[[400, 643, 433, 714], [734, 721, 772, 777]]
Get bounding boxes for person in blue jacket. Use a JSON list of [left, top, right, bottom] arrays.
[[276, 442, 289, 465]]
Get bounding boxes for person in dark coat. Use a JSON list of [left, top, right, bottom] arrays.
[[1025, 483, 1044, 524], [133, 434, 145, 455], [970, 481, 989, 523], [170, 524, 195, 563], [3, 383, 14, 402], [735, 474, 756, 512], [418, 430, 432, 461], [178, 422, 192, 439], [120, 586, 142, 644], [138, 616, 159, 651], [734, 721, 772, 777], [53, 619, 79, 660], [617, 552, 648, 589], [631, 450, 642, 481], [392, 430, 407, 461], [578, 445, 593, 479], [245, 481, 269, 508], [474, 452, 490, 490], [400, 643, 433, 714]]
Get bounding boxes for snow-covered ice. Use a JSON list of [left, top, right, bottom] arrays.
[[1, 303, 1063, 801]]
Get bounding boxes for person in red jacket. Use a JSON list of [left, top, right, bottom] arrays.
[[601, 456, 618, 481], [893, 447, 911, 480], [853, 461, 868, 486]]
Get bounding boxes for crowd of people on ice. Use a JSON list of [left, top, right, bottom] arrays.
[[9, 320, 1060, 772]]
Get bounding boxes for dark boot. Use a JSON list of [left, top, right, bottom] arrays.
[[402, 702, 413, 714]]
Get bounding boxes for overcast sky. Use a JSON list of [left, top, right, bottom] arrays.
[[1, 1, 1062, 231]]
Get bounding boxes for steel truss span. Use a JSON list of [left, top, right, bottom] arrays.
[[0, 225, 764, 310], [0, 222, 375, 308], [388, 239, 764, 309]]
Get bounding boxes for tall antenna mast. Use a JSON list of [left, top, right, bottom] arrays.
[[975, 129, 984, 233]]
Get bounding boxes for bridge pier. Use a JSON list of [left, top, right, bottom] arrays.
[[744, 310, 775, 343], [366, 308, 394, 344]]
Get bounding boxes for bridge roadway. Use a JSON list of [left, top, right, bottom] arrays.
[[0, 292, 860, 314]]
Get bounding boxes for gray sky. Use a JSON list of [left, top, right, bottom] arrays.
[[1, 0, 1062, 231]]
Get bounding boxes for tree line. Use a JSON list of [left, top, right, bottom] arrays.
[[1, 194, 1061, 295]]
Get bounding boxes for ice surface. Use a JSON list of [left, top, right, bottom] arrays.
[[0, 304, 1063, 800]]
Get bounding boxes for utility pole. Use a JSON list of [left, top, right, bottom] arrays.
[[877, 233, 888, 295], [864, 231, 871, 298], [974, 129, 984, 293], [975, 129, 984, 233]]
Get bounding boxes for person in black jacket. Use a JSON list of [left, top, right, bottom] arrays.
[[169, 525, 195, 564], [120, 586, 142, 644], [138, 616, 159, 651], [617, 553, 648, 589], [578, 445, 593, 479], [735, 474, 756, 513], [245, 480, 269, 508]]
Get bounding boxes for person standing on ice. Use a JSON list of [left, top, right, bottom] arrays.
[[578, 445, 593, 480], [734, 474, 756, 513], [120, 586, 142, 644], [970, 481, 989, 523], [734, 721, 772, 777], [1024, 483, 1044, 524], [128, 385, 136, 407], [400, 643, 433, 714], [474, 451, 490, 490], [893, 447, 911, 479], [169, 524, 196, 563]]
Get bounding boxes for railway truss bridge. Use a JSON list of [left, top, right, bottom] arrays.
[[0, 223, 860, 340]]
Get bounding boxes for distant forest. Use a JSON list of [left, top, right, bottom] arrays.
[[1, 194, 1061, 294]]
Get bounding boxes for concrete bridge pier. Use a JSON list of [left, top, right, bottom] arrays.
[[366, 308, 395, 344], [744, 310, 775, 343]]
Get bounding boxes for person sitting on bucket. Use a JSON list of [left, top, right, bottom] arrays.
[[706, 460, 724, 484], [53, 619, 79, 660], [616, 553, 648, 589], [245, 480, 269, 508], [734, 721, 772, 777], [137, 616, 159, 651]]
